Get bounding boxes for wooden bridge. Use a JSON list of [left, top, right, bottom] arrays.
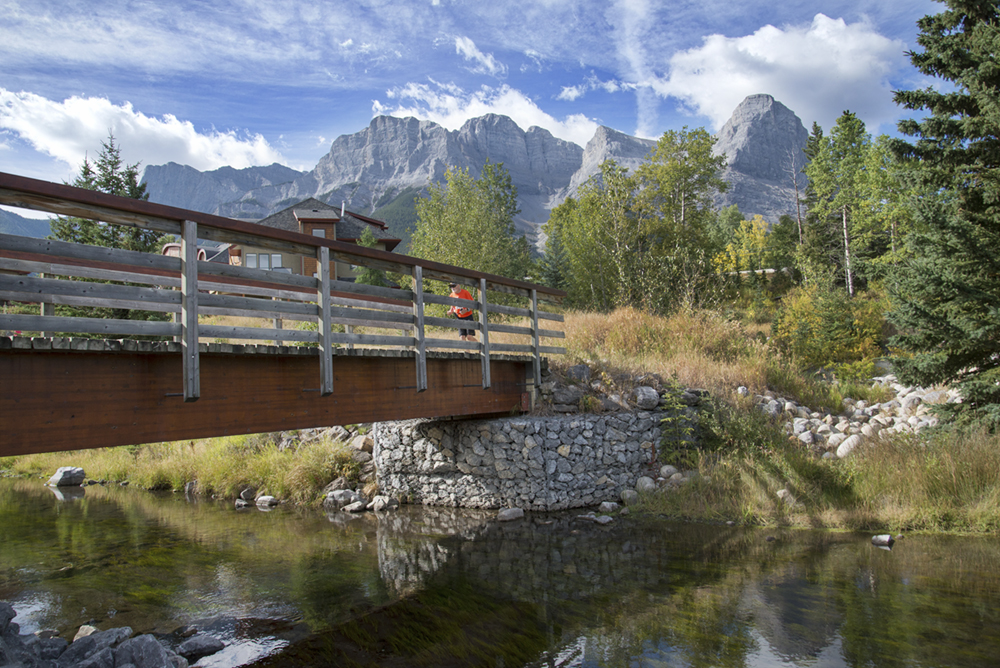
[[0, 172, 565, 457]]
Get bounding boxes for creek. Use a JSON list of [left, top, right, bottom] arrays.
[[1, 478, 999, 667]]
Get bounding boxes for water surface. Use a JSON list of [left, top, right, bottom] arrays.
[[1, 478, 998, 667]]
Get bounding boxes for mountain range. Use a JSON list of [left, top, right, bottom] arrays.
[[1, 95, 809, 247]]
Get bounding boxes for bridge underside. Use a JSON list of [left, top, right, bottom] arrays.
[[1, 342, 532, 456]]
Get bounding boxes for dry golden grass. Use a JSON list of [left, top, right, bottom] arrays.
[[559, 306, 770, 395]]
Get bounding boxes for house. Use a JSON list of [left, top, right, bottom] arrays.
[[227, 198, 401, 281]]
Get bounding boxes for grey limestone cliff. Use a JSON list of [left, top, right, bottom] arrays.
[[712, 94, 809, 223], [140, 95, 810, 250]]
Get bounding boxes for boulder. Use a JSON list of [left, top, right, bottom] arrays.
[[497, 508, 524, 521], [659, 465, 679, 478], [565, 364, 592, 382], [324, 489, 364, 509], [114, 634, 173, 668], [239, 487, 257, 502], [177, 633, 225, 660], [342, 501, 367, 513], [350, 434, 374, 453], [322, 477, 351, 493], [47, 466, 85, 487], [872, 534, 895, 547], [368, 495, 399, 512], [552, 385, 584, 406], [0, 602, 13, 635], [598, 501, 620, 513], [255, 495, 279, 507], [621, 489, 639, 505], [836, 434, 863, 459], [60, 627, 133, 666], [631, 386, 660, 410], [635, 476, 656, 492]]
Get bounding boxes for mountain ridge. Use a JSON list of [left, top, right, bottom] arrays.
[[141, 95, 808, 250]]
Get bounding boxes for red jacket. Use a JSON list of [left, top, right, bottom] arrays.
[[448, 288, 473, 318]]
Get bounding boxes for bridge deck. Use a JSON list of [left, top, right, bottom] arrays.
[[1, 336, 536, 456]]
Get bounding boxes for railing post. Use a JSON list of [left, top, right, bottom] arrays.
[[479, 278, 491, 389], [317, 246, 333, 395], [272, 296, 282, 345], [181, 220, 200, 402], [39, 273, 54, 337], [531, 288, 541, 389], [412, 265, 427, 392], [345, 324, 354, 350]]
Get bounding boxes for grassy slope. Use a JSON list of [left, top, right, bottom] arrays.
[[557, 307, 1000, 534]]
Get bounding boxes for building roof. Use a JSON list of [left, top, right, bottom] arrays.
[[255, 198, 400, 251]]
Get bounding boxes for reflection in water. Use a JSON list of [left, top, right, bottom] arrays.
[[2, 479, 1000, 667]]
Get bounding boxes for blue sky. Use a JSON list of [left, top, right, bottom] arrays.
[[0, 0, 940, 197]]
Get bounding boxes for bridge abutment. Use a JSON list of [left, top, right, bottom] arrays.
[[373, 411, 662, 511]]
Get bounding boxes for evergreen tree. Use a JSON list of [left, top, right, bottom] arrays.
[[540, 199, 573, 292], [49, 134, 168, 323], [888, 0, 1000, 427], [50, 133, 163, 253]]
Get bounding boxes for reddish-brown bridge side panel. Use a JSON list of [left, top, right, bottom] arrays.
[[0, 351, 528, 456]]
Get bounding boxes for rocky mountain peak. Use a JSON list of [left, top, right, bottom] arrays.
[[713, 94, 808, 184]]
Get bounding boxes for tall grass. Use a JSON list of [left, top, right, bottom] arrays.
[[0, 433, 360, 505], [563, 307, 1000, 534]]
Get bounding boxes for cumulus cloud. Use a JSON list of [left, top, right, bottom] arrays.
[[0, 90, 288, 173], [557, 75, 631, 101], [455, 37, 508, 78], [655, 14, 910, 132], [373, 81, 599, 147]]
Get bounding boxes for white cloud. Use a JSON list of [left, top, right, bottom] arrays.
[[373, 81, 599, 147], [557, 75, 631, 101], [454, 37, 508, 78], [655, 14, 910, 132], [0, 90, 289, 173]]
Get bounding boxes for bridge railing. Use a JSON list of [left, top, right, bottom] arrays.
[[0, 171, 566, 402]]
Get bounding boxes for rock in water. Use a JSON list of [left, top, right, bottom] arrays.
[[872, 534, 895, 547], [497, 508, 524, 521], [47, 466, 85, 486]]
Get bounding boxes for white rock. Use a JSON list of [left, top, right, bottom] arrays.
[[635, 476, 656, 492], [47, 466, 85, 487], [659, 464, 679, 478], [837, 434, 863, 459], [255, 495, 279, 507]]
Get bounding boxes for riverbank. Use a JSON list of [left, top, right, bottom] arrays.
[[3, 307, 999, 534]]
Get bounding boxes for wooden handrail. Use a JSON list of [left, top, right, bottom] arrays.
[[0, 171, 566, 402]]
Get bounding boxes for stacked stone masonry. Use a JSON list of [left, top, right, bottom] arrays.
[[373, 412, 662, 511]]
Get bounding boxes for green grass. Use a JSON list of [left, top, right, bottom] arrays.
[[0, 433, 361, 505]]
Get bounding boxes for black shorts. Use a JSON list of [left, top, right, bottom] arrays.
[[457, 313, 474, 337]]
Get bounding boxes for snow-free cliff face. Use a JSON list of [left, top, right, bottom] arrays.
[[712, 94, 809, 222], [142, 96, 810, 249]]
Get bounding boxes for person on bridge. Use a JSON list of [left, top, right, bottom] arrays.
[[448, 282, 476, 342]]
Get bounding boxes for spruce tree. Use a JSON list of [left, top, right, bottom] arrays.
[[888, 0, 1000, 426], [49, 133, 168, 323]]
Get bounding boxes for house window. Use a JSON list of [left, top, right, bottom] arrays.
[[271, 254, 282, 269], [246, 253, 257, 269], [259, 254, 271, 271], [312, 228, 325, 238]]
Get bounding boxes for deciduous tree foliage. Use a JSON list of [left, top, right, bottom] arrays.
[[354, 226, 389, 287], [545, 128, 728, 313], [410, 162, 531, 290], [888, 0, 1000, 427]]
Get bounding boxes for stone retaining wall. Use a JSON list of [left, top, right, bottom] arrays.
[[373, 411, 663, 511]]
